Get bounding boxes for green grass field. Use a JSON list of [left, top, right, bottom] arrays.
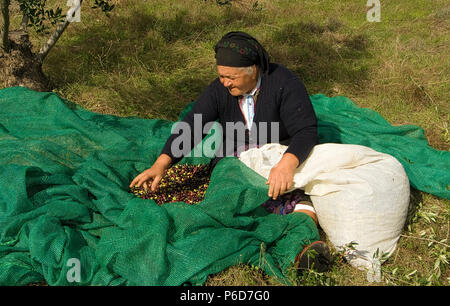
[[4, 0, 449, 285]]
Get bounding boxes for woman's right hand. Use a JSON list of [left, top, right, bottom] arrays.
[[129, 154, 172, 192]]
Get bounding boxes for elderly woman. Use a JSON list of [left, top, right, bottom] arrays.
[[130, 31, 330, 272]]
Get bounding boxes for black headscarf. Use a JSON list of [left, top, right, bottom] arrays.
[[214, 31, 270, 74]]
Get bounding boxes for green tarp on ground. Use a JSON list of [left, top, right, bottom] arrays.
[[0, 86, 448, 285]]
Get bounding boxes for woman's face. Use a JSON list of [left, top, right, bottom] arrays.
[[217, 65, 258, 96]]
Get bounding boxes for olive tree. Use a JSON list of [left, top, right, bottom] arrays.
[[0, 0, 114, 91]]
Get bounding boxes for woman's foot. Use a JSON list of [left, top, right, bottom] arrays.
[[295, 241, 331, 273]]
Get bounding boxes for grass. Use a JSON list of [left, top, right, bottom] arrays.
[[3, 0, 449, 286]]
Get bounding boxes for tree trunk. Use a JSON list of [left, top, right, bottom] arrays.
[[0, 30, 51, 91], [1, 0, 10, 52], [0, 0, 83, 91], [0, 0, 50, 91]]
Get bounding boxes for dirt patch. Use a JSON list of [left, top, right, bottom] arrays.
[[0, 31, 51, 91]]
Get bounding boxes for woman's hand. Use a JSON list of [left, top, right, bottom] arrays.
[[129, 154, 172, 192], [266, 153, 299, 199]]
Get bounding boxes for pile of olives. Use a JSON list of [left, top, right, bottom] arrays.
[[130, 164, 211, 205]]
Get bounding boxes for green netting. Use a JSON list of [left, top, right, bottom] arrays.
[[0, 86, 317, 286], [0, 86, 448, 286]]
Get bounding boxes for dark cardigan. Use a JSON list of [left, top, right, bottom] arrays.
[[160, 63, 318, 169]]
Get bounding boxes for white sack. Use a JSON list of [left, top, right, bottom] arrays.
[[239, 143, 410, 276]]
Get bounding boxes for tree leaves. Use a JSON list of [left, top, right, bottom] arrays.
[[91, 0, 114, 17], [18, 0, 65, 34], [17, 0, 115, 34]]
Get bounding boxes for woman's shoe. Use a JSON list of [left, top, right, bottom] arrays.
[[295, 240, 331, 273]]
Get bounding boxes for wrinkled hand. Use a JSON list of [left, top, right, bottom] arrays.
[[129, 154, 172, 192], [265, 153, 299, 200]]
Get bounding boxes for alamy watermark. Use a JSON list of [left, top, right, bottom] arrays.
[[366, 0, 381, 22], [67, 0, 82, 23], [169, 114, 280, 158], [66, 258, 81, 283]]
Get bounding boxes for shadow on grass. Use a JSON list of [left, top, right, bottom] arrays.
[[44, 4, 263, 83], [45, 10, 206, 84], [43, 4, 267, 117], [404, 187, 424, 231], [44, 5, 372, 117], [112, 74, 212, 121], [267, 19, 371, 95]]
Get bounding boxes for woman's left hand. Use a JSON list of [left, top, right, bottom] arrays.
[[266, 153, 299, 200]]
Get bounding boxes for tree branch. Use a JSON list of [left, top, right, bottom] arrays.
[[36, 0, 83, 63], [1, 0, 10, 52], [36, 19, 70, 63]]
